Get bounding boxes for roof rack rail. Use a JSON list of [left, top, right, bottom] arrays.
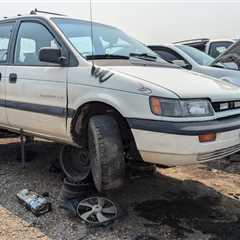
[[30, 8, 66, 16], [174, 38, 210, 44]]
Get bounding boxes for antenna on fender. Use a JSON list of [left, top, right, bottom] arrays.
[[90, 0, 95, 66]]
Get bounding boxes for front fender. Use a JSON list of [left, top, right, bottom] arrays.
[[69, 89, 151, 119]]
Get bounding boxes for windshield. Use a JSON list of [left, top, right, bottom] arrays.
[[52, 18, 166, 63], [212, 41, 240, 71], [176, 45, 214, 66]]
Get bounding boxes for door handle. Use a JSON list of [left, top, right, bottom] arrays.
[[9, 73, 17, 83], [0, 73, 1, 81]]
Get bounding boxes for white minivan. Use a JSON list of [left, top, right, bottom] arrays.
[[1, 11, 240, 192]]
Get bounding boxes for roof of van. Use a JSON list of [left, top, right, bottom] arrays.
[[0, 8, 96, 22], [1, 13, 79, 21], [0, 11, 114, 29]]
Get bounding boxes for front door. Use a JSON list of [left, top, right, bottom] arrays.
[[5, 21, 68, 139]]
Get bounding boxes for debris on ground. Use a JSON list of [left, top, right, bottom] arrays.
[[206, 154, 240, 174], [59, 147, 120, 227], [17, 189, 52, 217], [228, 193, 240, 201]]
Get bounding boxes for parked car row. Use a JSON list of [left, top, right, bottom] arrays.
[[1, 10, 240, 193], [148, 43, 240, 86], [173, 38, 235, 58]]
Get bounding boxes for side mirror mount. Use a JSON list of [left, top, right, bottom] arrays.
[[172, 59, 191, 69], [39, 47, 67, 65]]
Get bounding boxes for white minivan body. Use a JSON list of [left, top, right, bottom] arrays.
[[1, 13, 240, 192]]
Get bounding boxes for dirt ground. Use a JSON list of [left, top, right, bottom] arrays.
[[0, 138, 240, 240]]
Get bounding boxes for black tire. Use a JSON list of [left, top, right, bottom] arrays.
[[88, 115, 125, 192], [59, 178, 94, 202]]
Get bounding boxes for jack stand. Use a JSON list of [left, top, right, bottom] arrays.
[[20, 129, 26, 168]]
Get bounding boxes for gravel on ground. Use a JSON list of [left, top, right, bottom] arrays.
[[0, 138, 240, 240]]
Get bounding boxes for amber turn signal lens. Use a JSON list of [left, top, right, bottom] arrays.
[[150, 97, 161, 115], [199, 133, 216, 143]]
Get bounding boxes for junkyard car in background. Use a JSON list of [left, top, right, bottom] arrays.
[[1, 12, 240, 193], [211, 39, 240, 71], [149, 44, 240, 86], [173, 38, 235, 58]]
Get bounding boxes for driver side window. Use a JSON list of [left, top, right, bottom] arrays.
[[14, 22, 59, 65]]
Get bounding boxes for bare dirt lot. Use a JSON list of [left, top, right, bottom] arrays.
[[0, 138, 240, 240]]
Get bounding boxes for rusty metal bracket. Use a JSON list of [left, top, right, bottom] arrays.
[[20, 129, 25, 168]]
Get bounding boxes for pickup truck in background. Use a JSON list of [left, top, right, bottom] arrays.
[[173, 38, 235, 58]]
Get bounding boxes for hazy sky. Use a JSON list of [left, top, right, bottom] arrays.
[[1, 0, 239, 44]]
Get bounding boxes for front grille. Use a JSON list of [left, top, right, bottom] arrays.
[[212, 101, 240, 112], [197, 144, 240, 161]]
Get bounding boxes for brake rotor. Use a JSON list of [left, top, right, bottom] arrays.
[[76, 197, 118, 225]]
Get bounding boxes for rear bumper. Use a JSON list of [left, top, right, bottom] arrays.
[[128, 117, 240, 166]]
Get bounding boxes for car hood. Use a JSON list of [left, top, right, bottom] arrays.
[[211, 40, 240, 68], [107, 65, 240, 101]]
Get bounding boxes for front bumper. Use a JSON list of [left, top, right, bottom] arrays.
[[128, 117, 240, 166]]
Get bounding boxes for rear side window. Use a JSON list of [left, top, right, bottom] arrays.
[[14, 22, 59, 65], [0, 23, 13, 63]]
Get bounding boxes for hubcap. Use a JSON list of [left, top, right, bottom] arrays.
[[77, 197, 118, 225]]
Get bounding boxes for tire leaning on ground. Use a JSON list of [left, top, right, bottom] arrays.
[[88, 115, 125, 192]]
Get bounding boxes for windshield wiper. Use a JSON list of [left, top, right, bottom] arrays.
[[86, 54, 129, 60], [129, 53, 157, 62]]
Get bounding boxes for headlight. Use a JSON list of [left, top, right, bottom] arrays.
[[150, 97, 214, 117]]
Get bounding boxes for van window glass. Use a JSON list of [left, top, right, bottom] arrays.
[[0, 23, 13, 63], [14, 22, 59, 65], [69, 36, 95, 56], [52, 18, 167, 64]]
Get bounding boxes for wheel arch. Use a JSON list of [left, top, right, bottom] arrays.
[[70, 100, 140, 161]]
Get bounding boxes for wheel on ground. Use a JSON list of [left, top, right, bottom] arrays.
[[60, 145, 90, 182], [77, 196, 118, 225], [88, 115, 125, 192]]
